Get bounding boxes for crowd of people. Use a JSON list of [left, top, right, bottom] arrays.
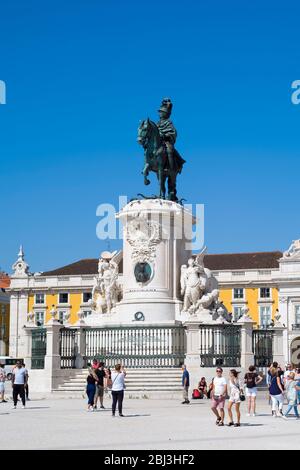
[[86, 360, 126, 416], [184, 362, 300, 426], [0, 360, 29, 408]]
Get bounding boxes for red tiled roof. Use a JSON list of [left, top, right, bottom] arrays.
[[0, 273, 10, 289], [42, 258, 123, 276], [40, 251, 282, 277], [203, 251, 282, 271]]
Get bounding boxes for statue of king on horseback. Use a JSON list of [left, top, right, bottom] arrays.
[[137, 98, 186, 202]]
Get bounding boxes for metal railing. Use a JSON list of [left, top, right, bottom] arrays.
[[60, 328, 78, 369], [84, 325, 186, 369], [199, 324, 241, 368], [252, 329, 273, 367], [31, 328, 47, 369]]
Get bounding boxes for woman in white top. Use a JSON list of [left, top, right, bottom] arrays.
[[228, 369, 243, 427], [111, 364, 126, 417]]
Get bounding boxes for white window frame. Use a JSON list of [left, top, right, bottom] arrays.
[[260, 305, 272, 328], [35, 311, 45, 326], [35, 293, 45, 305], [58, 293, 69, 305], [82, 292, 92, 304], [232, 305, 244, 322], [259, 287, 271, 300], [233, 288, 244, 300], [295, 305, 300, 326], [58, 310, 66, 324]]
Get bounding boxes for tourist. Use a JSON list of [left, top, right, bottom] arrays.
[[283, 372, 300, 419], [12, 360, 28, 409], [198, 377, 208, 399], [283, 364, 294, 386], [86, 365, 98, 412], [94, 361, 106, 409], [23, 363, 30, 401], [269, 367, 285, 417], [295, 369, 300, 405], [244, 365, 263, 417], [181, 365, 190, 404], [0, 363, 7, 403], [210, 368, 227, 426], [111, 364, 126, 417], [207, 378, 214, 399], [227, 369, 243, 427]]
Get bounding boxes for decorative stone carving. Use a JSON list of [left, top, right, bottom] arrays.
[[126, 218, 161, 263], [12, 246, 30, 277], [237, 306, 253, 323], [180, 248, 225, 322], [283, 240, 300, 260], [90, 251, 121, 314], [26, 311, 35, 326]]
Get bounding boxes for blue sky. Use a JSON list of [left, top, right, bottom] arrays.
[[0, 0, 299, 273]]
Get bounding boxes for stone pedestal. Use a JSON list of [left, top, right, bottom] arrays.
[[237, 317, 255, 370], [272, 327, 285, 366], [115, 199, 194, 324], [44, 322, 62, 390]]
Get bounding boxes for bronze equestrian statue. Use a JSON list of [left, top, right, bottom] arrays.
[[137, 98, 185, 202]]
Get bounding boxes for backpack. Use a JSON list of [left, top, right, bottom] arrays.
[[192, 389, 201, 399]]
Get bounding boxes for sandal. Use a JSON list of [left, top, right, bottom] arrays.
[[234, 423, 241, 427], [228, 422, 234, 427], [218, 421, 224, 426], [216, 418, 221, 425]]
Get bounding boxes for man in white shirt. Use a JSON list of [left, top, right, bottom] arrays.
[[211, 367, 228, 426], [12, 361, 28, 409]]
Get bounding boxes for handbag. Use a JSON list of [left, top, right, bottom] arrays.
[[235, 380, 245, 401]]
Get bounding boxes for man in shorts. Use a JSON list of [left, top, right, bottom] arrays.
[[211, 367, 227, 426]]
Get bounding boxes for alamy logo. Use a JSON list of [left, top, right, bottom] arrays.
[[291, 80, 300, 105], [0, 80, 6, 104]]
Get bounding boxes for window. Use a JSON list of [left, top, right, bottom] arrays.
[[232, 271, 245, 277], [35, 311, 45, 326], [59, 293, 69, 304], [233, 288, 244, 299], [0, 325, 5, 339], [260, 306, 272, 327], [295, 306, 300, 326], [83, 292, 92, 304], [58, 311, 65, 324], [35, 293, 45, 304], [260, 288, 271, 299], [233, 306, 244, 322]]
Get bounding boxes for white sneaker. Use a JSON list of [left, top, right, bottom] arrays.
[[246, 413, 251, 417], [12, 406, 16, 409], [22, 406, 25, 409], [252, 413, 256, 417]]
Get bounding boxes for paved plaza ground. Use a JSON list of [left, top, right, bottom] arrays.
[[0, 389, 300, 450]]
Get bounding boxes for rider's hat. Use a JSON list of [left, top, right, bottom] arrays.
[[158, 98, 173, 116]]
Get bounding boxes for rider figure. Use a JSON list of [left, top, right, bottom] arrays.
[[157, 98, 177, 172]]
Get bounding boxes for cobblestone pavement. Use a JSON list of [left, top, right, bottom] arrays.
[[0, 392, 299, 450]]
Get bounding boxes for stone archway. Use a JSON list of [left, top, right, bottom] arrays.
[[291, 337, 300, 368]]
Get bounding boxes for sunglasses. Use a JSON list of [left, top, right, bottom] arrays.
[[216, 370, 222, 373]]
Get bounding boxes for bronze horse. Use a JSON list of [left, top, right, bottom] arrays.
[[137, 118, 185, 201]]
